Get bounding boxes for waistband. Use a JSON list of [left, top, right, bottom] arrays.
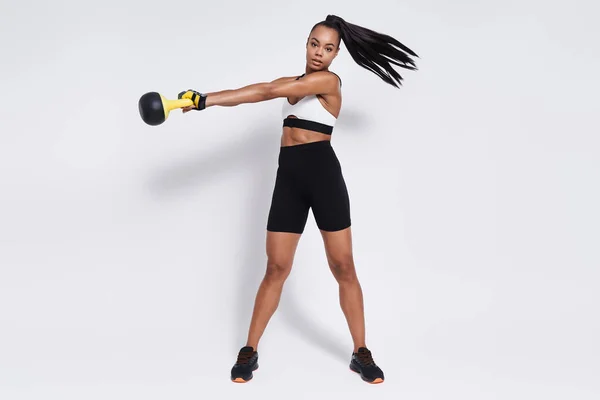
[[280, 140, 332, 152]]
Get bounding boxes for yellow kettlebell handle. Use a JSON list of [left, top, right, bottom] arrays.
[[160, 94, 194, 119]]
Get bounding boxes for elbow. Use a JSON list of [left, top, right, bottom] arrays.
[[262, 83, 278, 101]]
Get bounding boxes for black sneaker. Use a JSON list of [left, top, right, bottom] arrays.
[[230, 346, 259, 383], [350, 347, 384, 384]]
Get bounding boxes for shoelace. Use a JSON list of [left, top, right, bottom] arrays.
[[356, 350, 376, 367], [236, 350, 254, 365]]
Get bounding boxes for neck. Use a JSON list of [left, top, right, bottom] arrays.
[[305, 66, 328, 75]]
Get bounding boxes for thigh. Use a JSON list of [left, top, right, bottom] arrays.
[[266, 230, 302, 267], [320, 226, 354, 267], [267, 168, 310, 234], [310, 167, 352, 232]]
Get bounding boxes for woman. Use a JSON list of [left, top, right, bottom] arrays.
[[178, 14, 417, 384]]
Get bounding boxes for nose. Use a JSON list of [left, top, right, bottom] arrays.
[[315, 46, 323, 57]]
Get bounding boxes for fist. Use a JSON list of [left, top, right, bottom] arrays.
[[178, 89, 207, 110]]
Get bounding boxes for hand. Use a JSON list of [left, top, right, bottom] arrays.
[[178, 89, 207, 111], [182, 105, 195, 113]]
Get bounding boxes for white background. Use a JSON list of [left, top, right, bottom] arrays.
[[1, 0, 599, 398]]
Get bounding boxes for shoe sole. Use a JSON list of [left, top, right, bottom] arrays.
[[350, 364, 384, 384], [231, 365, 259, 383]]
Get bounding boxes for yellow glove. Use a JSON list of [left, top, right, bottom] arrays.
[[177, 89, 207, 110]]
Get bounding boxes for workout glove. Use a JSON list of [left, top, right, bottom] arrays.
[[178, 89, 207, 110]]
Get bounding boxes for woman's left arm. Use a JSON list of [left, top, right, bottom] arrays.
[[202, 71, 339, 108]]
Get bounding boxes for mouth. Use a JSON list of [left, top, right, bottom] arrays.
[[311, 59, 322, 65]]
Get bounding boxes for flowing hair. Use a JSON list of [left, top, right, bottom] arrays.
[[311, 15, 418, 88]]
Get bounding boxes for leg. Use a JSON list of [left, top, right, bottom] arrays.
[[307, 145, 367, 351], [309, 146, 383, 383], [320, 227, 366, 352], [246, 162, 310, 349], [231, 159, 310, 383], [322, 227, 385, 384], [245, 230, 301, 349]]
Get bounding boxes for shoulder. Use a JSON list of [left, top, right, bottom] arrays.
[[329, 71, 342, 87], [265, 71, 341, 99], [302, 71, 341, 90], [270, 76, 301, 84]]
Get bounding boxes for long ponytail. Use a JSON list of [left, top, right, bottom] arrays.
[[312, 15, 418, 88]]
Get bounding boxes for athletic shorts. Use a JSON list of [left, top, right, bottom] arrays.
[[267, 140, 351, 234]]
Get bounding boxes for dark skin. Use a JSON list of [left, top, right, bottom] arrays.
[[184, 25, 367, 353]]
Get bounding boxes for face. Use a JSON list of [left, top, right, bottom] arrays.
[[305, 25, 340, 71]]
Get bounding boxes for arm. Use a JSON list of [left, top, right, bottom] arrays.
[[203, 71, 339, 108]]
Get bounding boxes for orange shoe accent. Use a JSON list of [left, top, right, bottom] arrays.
[[232, 378, 248, 383], [350, 368, 384, 384]]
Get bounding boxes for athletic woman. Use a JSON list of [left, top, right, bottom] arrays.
[[178, 14, 417, 384]]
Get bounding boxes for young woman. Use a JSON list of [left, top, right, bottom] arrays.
[[178, 14, 417, 384]]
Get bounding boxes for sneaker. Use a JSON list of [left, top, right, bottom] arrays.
[[230, 346, 259, 383], [350, 347, 384, 384]]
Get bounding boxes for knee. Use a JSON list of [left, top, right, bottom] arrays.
[[329, 255, 357, 283], [264, 260, 292, 283]]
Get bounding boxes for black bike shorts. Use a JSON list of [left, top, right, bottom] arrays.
[[267, 140, 351, 234]]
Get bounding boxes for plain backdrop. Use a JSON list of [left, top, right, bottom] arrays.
[[1, 0, 599, 399]]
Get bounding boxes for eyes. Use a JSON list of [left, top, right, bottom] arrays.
[[311, 42, 333, 52]]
